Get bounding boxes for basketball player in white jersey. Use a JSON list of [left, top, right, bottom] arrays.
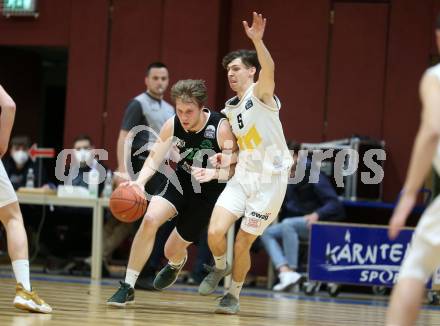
[[0, 85, 52, 313], [386, 15, 440, 326], [198, 12, 292, 314]]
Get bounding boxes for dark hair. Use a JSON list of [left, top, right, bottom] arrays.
[[437, 13, 440, 30], [11, 135, 30, 148], [171, 80, 208, 107], [287, 140, 301, 154], [73, 134, 92, 145], [146, 62, 168, 76], [222, 49, 261, 73]]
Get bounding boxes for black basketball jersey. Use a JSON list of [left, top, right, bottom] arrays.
[[172, 108, 226, 191]]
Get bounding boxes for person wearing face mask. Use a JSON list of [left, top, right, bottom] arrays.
[[69, 134, 106, 193], [3, 135, 47, 190]]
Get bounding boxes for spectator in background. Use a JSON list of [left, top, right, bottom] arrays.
[[3, 135, 48, 189], [69, 134, 106, 194], [260, 141, 345, 291], [65, 133, 132, 275], [46, 134, 109, 273]]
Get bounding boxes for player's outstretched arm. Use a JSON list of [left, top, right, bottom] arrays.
[[135, 118, 173, 188], [389, 73, 440, 239], [216, 119, 238, 181], [243, 12, 275, 104], [0, 85, 16, 157]]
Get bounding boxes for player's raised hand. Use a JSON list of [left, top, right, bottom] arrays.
[[243, 12, 266, 41], [388, 193, 416, 239]]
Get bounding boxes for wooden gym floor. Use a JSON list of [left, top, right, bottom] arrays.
[[0, 273, 439, 325]]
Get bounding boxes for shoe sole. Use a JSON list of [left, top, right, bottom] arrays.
[[14, 297, 52, 314], [273, 276, 304, 292], [214, 307, 239, 315], [106, 300, 135, 308], [153, 275, 179, 290]]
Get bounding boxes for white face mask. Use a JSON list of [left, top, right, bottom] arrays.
[[74, 149, 92, 164], [12, 150, 29, 165]]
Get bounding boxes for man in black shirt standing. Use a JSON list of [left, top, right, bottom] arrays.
[[107, 79, 237, 307]]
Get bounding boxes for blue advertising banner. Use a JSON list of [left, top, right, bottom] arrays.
[[308, 223, 414, 287]]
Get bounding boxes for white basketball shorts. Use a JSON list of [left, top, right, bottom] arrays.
[[215, 172, 287, 235]]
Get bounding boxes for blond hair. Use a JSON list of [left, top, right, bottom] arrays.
[[171, 79, 208, 107]]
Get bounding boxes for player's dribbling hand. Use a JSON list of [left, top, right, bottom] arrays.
[[388, 193, 416, 239], [113, 170, 130, 186], [243, 12, 266, 41], [191, 167, 218, 183], [118, 180, 145, 197]]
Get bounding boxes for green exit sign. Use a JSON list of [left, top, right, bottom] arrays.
[[2, 0, 38, 17]]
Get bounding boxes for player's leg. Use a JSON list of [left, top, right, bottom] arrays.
[[215, 174, 287, 314], [198, 206, 236, 296], [231, 230, 258, 283], [207, 205, 237, 262], [0, 202, 28, 264], [199, 179, 245, 295], [0, 160, 52, 314], [386, 235, 440, 326], [0, 201, 52, 313], [126, 197, 175, 275], [107, 196, 176, 307], [154, 197, 217, 290], [153, 228, 191, 290]]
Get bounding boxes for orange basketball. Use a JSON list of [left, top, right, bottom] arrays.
[[109, 185, 147, 223]]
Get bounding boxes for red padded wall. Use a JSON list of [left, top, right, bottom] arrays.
[[63, 0, 109, 148], [0, 48, 41, 141], [0, 0, 71, 47], [226, 0, 330, 143], [382, 0, 432, 201], [431, 0, 440, 56], [0, 0, 438, 201], [325, 3, 389, 141], [103, 0, 164, 167], [161, 0, 223, 109]]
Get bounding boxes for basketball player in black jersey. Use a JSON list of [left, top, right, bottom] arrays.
[[107, 79, 237, 307]]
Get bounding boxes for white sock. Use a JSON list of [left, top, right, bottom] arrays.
[[214, 254, 227, 270], [12, 259, 31, 291], [228, 280, 243, 299], [124, 268, 140, 288]]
